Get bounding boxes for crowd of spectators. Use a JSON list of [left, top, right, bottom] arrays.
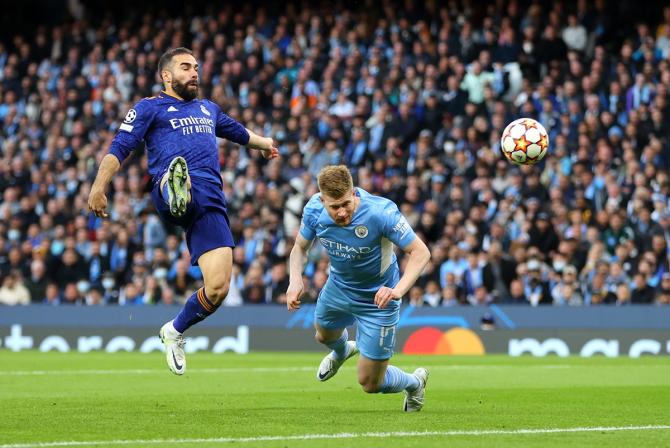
[[0, 0, 669, 307]]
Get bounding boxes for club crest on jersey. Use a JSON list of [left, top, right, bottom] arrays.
[[123, 109, 137, 123], [200, 104, 211, 116], [354, 225, 368, 238]]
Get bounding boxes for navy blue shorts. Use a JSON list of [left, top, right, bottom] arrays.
[[151, 177, 235, 266]]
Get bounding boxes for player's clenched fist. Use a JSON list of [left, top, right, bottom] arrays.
[[286, 281, 304, 311], [374, 286, 401, 309], [88, 188, 109, 218]]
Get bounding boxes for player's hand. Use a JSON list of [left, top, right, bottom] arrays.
[[260, 138, 279, 160], [286, 281, 304, 311], [374, 286, 401, 309], [88, 188, 109, 218]]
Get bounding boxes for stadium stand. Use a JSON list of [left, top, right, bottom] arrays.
[[0, 0, 669, 307]]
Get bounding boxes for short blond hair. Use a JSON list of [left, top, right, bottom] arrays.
[[317, 165, 353, 199]]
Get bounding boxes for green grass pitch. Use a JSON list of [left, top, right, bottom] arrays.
[[0, 352, 669, 447]]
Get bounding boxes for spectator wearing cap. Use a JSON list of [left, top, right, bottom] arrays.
[[480, 313, 496, 330], [551, 265, 583, 306], [521, 259, 551, 306]]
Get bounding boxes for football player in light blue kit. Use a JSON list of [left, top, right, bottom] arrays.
[[286, 165, 431, 412], [88, 47, 278, 375]]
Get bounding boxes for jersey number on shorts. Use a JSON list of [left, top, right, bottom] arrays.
[[379, 325, 396, 349]]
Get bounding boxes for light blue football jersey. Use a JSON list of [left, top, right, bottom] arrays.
[[299, 188, 416, 296]]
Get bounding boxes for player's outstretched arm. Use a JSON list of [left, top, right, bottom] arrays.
[[286, 234, 313, 311], [88, 154, 121, 218], [245, 128, 279, 160], [374, 237, 431, 309]]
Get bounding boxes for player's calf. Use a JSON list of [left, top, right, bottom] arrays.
[[358, 374, 384, 393], [371, 364, 427, 411]]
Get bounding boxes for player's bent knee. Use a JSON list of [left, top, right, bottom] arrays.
[[205, 281, 230, 305], [314, 331, 328, 344], [314, 330, 342, 345], [358, 378, 381, 394]]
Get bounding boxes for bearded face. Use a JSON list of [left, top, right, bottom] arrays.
[[163, 53, 199, 101], [171, 77, 198, 101]]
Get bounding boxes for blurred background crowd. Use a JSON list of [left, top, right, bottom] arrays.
[[0, 0, 669, 307]]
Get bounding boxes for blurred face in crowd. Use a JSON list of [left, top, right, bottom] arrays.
[[163, 53, 199, 101], [510, 279, 524, 297]]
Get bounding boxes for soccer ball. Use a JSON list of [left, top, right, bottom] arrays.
[[500, 118, 549, 165]]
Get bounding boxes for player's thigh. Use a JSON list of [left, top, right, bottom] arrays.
[[314, 284, 355, 341], [352, 299, 399, 361], [187, 211, 235, 266], [357, 355, 389, 387], [197, 247, 232, 297]]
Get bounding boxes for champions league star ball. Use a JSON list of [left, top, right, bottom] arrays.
[[500, 118, 549, 165]]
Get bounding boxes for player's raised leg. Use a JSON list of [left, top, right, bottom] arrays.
[[160, 156, 192, 218], [315, 324, 359, 381], [160, 247, 232, 375]]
